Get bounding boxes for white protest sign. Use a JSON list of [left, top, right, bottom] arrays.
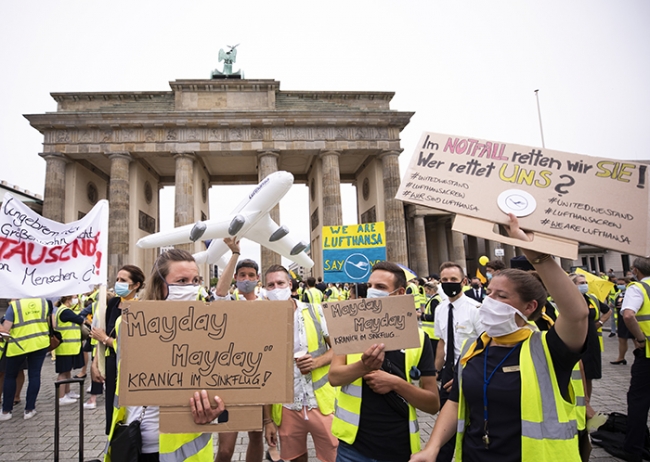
[[397, 132, 650, 257], [0, 193, 109, 298]]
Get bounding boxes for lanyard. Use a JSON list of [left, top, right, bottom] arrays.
[[482, 341, 521, 448]]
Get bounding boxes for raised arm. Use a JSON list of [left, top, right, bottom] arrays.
[[215, 238, 240, 297], [505, 213, 588, 352]]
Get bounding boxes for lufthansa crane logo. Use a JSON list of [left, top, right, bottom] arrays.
[[344, 253, 371, 280]]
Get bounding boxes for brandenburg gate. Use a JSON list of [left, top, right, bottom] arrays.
[[25, 79, 425, 282]]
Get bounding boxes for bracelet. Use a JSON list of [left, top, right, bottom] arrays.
[[263, 418, 273, 425], [104, 337, 110, 345], [530, 253, 552, 264], [637, 338, 645, 343], [232, 252, 240, 255]]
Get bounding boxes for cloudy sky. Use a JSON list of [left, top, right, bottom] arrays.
[[1, 0, 648, 265]]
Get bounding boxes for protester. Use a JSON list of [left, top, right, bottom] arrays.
[[620, 257, 650, 462], [329, 261, 439, 462], [302, 277, 324, 305], [611, 278, 633, 365], [0, 298, 51, 420], [569, 272, 610, 417], [262, 265, 338, 462], [433, 262, 484, 462], [485, 259, 506, 283], [410, 213, 589, 462], [54, 295, 88, 405], [214, 238, 265, 462], [90, 264, 145, 434], [104, 249, 224, 461]]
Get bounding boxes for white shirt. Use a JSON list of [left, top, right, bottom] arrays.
[[285, 302, 330, 412], [126, 406, 160, 454], [621, 277, 650, 314], [434, 294, 484, 364]]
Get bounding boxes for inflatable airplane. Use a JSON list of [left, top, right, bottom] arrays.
[[136, 171, 314, 269]]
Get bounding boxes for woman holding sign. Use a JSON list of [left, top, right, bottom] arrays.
[[105, 249, 225, 462], [410, 214, 589, 462]]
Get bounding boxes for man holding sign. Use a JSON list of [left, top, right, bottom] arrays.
[[329, 262, 439, 462], [261, 265, 338, 462]]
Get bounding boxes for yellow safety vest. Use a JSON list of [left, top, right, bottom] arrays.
[[587, 294, 603, 351], [407, 283, 421, 310], [332, 329, 426, 454], [55, 306, 81, 356], [570, 366, 586, 431], [303, 287, 324, 305], [326, 287, 340, 302], [272, 303, 335, 426], [455, 332, 579, 461], [630, 280, 650, 358], [421, 294, 441, 341], [6, 298, 50, 357], [105, 318, 213, 462]]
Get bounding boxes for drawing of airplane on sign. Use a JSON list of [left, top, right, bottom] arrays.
[[136, 171, 314, 269]]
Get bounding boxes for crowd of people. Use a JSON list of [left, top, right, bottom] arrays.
[[0, 213, 649, 462]]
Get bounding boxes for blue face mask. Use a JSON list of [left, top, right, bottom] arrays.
[[236, 279, 258, 294], [578, 283, 589, 294], [486, 272, 493, 281], [617, 284, 626, 291], [115, 281, 132, 297]]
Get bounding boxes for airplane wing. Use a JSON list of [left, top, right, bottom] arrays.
[[136, 212, 259, 249], [245, 214, 314, 269]]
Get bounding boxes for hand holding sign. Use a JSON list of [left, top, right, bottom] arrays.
[[190, 390, 226, 425]]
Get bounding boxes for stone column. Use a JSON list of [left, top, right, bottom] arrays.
[[173, 152, 195, 253], [450, 229, 467, 275], [504, 245, 516, 267], [108, 152, 132, 285], [379, 150, 408, 265], [412, 215, 429, 278], [258, 151, 281, 278], [436, 219, 450, 267], [39, 152, 68, 222], [320, 151, 343, 226]]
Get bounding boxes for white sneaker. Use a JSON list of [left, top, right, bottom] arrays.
[[66, 392, 80, 399], [86, 385, 92, 393], [0, 412, 11, 421], [24, 410, 37, 420], [83, 401, 96, 410], [59, 396, 77, 406]]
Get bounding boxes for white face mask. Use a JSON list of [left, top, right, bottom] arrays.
[[71, 297, 79, 306], [578, 283, 589, 294], [479, 296, 528, 337], [265, 287, 292, 301], [166, 284, 200, 301], [366, 288, 398, 299]]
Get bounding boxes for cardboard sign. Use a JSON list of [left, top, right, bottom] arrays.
[[322, 222, 387, 283], [159, 405, 262, 434], [118, 300, 294, 407], [321, 295, 420, 355], [0, 193, 109, 298], [397, 132, 650, 257]]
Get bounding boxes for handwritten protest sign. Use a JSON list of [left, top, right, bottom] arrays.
[[322, 222, 387, 283], [321, 295, 420, 355], [397, 132, 650, 257], [118, 300, 293, 407], [159, 405, 262, 433], [0, 193, 108, 298]]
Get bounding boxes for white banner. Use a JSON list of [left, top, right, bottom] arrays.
[[0, 193, 109, 298]]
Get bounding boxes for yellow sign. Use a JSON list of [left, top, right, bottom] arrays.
[[322, 222, 386, 249]]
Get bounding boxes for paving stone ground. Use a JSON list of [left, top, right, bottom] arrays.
[[0, 331, 643, 461]]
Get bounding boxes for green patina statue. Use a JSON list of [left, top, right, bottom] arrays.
[[212, 44, 241, 79]]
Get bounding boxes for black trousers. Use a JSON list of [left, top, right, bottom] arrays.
[[105, 353, 117, 435], [436, 367, 456, 462], [624, 348, 650, 456]]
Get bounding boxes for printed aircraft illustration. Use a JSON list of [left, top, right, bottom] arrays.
[[136, 171, 314, 269]]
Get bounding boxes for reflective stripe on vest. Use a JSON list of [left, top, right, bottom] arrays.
[[6, 298, 49, 357], [456, 332, 579, 461], [421, 295, 441, 340], [332, 329, 425, 453], [570, 366, 586, 430]]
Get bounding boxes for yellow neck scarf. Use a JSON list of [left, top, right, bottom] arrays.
[[460, 327, 534, 366]]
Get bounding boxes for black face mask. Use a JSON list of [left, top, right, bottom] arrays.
[[471, 283, 480, 289], [441, 282, 462, 298]]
